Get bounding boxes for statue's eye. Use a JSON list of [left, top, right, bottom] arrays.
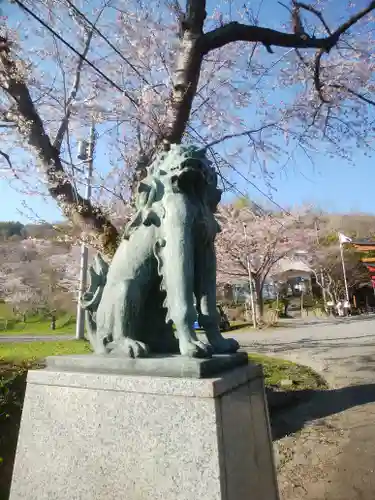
[[181, 159, 202, 170], [171, 175, 180, 193]]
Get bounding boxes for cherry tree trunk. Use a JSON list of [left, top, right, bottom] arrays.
[[254, 276, 264, 321]]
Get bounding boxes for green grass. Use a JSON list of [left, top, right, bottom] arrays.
[[0, 322, 76, 335], [248, 353, 327, 390], [0, 340, 92, 365], [0, 315, 78, 336]]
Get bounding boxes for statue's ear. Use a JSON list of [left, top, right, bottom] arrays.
[[138, 181, 150, 194]]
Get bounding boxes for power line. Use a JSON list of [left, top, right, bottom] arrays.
[[207, 150, 291, 225], [63, 0, 154, 89], [187, 125, 293, 218], [13, 0, 297, 225], [211, 149, 293, 216], [222, 177, 287, 228], [221, 176, 268, 215], [13, 0, 138, 107], [213, 163, 286, 227], [228, 162, 291, 216]]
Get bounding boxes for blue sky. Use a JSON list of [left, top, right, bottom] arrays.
[[1, 0, 374, 223]]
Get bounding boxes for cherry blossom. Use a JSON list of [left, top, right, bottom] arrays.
[[216, 203, 317, 318]]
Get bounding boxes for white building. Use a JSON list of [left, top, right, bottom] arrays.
[[224, 258, 313, 303]]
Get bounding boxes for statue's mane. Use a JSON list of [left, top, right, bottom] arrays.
[[123, 145, 218, 239]]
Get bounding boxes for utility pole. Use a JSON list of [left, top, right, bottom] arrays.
[[339, 240, 350, 303], [314, 218, 326, 309], [75, 121, 95, 340], [243, 222, 257, 328]]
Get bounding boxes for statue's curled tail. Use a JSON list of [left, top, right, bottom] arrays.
[[81, 253, 109, 346]]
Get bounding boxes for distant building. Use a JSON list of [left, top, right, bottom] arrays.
[[219, 257, 313, 303], [271, 258, 313, 295]]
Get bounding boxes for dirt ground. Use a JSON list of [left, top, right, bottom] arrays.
[[272, 386, 375, 499], [224, 318, 375, 499]]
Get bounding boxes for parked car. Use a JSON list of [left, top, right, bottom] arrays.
[[193, 304, 230, 332]]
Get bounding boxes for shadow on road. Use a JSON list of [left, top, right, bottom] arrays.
[[228, 322, 252, 332], [262, 314, 375, 331], [270, 383, 375, 440]]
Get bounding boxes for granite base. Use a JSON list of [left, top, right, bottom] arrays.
[[10, 356, 279, 500], [45, 351, 249, 378]]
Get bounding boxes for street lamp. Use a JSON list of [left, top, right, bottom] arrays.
[[75, 122, 95, 340], [243, 222, 257, 328]]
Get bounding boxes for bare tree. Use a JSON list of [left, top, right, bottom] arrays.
[[311, 245, 370, 303]]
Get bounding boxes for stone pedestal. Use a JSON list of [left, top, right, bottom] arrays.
[[10, 354, 279, 500]]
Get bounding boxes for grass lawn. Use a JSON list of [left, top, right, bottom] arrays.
[[0, 340, 92, 364], [0, 321, 76, 336], [248, 353, 327, 391], [0, 315, 78, 336]]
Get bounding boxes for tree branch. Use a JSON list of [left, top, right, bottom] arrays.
[[294, 2, 332, 35], [53, 9, 101, 151], [0, 149, 19, 179], [0, 122, 16, 128], [312, 268, 334, 302], [202, 1, 375, 54], [331, 84, 375, 107], [0, 38, 119, 257], [330, 1, 375, 42], [202, 23, 330, 54], [314, 48, 329, 102], [315, 69, 375, 106], [64, 0, 151, 87], [203, 123, 277, 149]]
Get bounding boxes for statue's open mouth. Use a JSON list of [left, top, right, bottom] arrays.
[[172, 162, 207, 195]]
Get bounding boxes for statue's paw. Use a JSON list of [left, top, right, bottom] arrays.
[[211, 337, 240, 354], [179, 339, 213, 358], [116, 339, 150, 358]]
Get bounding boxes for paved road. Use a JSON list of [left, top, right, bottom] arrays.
[[266, 312, 375, 331], [0, 335, 75, 343], [225, 316, 375, 387], [224, 318, 375, 500]]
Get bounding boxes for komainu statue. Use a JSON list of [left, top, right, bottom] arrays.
[[81, 144, 239, 358]]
